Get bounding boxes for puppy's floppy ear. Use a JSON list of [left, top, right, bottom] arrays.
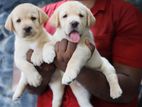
[[86, 8, 96, 27], [37, 7, 48, 25], [5, 12, 15, 32], [49, 9, 60, 28]]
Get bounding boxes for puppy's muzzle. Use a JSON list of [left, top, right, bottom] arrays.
[[70, 21, 79, 28], [23, 26, 32, 34]]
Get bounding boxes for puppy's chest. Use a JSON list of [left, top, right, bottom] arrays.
[[30, 42, 38, 50]]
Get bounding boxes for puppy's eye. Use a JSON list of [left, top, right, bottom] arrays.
[[16, 18, 21, 23], [63, 14, 67, 18], [79, 14, 84, 18], [31, 16, 36, 21]]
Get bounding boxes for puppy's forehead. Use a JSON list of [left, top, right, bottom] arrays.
[[12, 3, 38, 18], [59, 1, 86, 15]]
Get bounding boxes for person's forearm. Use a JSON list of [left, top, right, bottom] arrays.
[[77, 66, 140, 103]]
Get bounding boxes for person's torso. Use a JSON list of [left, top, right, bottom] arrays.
[[38, 0, 138, 107]]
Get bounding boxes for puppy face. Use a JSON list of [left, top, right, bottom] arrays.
[[49, 1, 95, 43], [5, 3, 48, 40]]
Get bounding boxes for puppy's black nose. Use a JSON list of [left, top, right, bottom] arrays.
[[71, 21, 79, 28], [24, 26, 32, 33]]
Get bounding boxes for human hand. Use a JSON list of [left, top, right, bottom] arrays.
[[54, 39, 77, 71], [26, 49, 55, 95], [55, 39, 95, 71]]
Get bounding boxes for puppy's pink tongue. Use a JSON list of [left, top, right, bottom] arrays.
[[69, 32, 80, 43]]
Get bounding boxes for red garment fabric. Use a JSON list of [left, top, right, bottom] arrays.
[[37, 0, 142, 107]]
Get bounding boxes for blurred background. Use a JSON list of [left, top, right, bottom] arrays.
[[0, 0, 141, 107]]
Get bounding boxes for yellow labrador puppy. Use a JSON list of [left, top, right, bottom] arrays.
[[43, 1, 123, 107], [5, 3, 53, 101]]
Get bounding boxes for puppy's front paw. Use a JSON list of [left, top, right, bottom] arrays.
[[43, 45, 55, 64], [62, 71, 78, 85], [12, 93, 20, 101], [26, 71, 42, 87], [110, 85, 123, 99], [31, 51, 43, 66]]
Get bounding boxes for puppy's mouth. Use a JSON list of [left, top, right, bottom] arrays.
[[67, 30, 81, 43], [24, 33, 31, 36], [23, 32, 34, 38]]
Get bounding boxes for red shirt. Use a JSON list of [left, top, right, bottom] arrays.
[[37, 0, 142, 107]]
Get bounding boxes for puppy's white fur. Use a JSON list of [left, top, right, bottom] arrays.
[[44, 1, 122, 107], [5, 3, 53, 101]]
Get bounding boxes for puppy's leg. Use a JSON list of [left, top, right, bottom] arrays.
[[70, 81, 93, 107], [49, 70, 64, 107], [62, 45, 91, 85], [12, 72, 27, 101], [43, 43, 56, 64], [100, 57, 122, 99], [15, 59, 42, 87], [15, 44, 42, 87], [31, 48, 43, 66], [87, 49, 122, 99]]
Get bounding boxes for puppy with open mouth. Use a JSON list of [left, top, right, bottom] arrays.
[[5, 3, 53, 101], [43, 1, 123, 107]]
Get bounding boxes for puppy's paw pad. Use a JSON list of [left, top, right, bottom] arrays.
[[26, 71, 42, 87], [110, 86, 122, 99], [31, 51, 43, 66], [62, 72, 77, 85], [43, 46, 55, 64]]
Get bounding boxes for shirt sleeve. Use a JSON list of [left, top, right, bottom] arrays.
[[112, 5, 142, 68]]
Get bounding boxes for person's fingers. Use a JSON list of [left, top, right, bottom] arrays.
[[55, 39, 68, 68], [59, 39, 68, 53], [55, 39, 68, 61], [26, 49, 33, 63], [65, 41, 77, 60], [66, 41, 77, 53], [55, 41, 60, 53], [55, 41, 63, 64], [85, 39, 95, 54]]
